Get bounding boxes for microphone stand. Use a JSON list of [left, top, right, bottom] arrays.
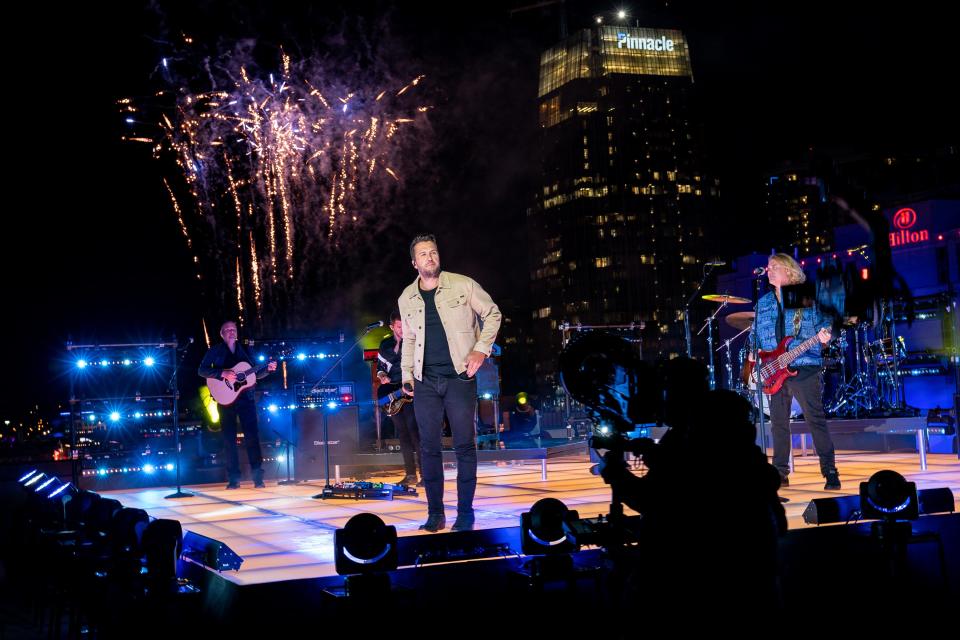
[[312, 325, 380, 499], [166, 337, 194, 499], [697, 298, 729, 389], [684, 263, 719, 358], [751, 276, 770, 456]]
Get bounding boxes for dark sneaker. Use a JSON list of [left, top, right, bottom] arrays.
[[400, 474, 418, 486], [253, 469, 265, 488], [779, 474, 789, 488], [225, 480, 240, 490], [824, 471, 841, 490]]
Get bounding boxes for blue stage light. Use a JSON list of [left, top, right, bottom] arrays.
[[48, 482, 72, 499], [24, 473, 46, 487], [76, 360, 88, 369], [143, 357, 155, 367], [35, 477, 57, 492], [110, 412, 121, 422]]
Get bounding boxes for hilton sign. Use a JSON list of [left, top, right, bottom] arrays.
[[888, 208, 929, 248]]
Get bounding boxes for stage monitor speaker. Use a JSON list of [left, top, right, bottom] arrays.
[[802, 487, 955, 525], [182, 530, 243, 571], [803, 495, 862, 525], [293, 405, 360, 480]]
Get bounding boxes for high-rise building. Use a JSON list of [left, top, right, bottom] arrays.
[[528, 25, 720, 390]]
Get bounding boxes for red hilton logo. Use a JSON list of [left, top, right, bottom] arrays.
[[889, 208, 928, 247], [893, 208, 917, 229]]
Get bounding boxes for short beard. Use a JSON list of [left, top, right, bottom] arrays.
[[419, 264, 440, 279]]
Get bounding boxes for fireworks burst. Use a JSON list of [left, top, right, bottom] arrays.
[[123, 41, 431, 331]]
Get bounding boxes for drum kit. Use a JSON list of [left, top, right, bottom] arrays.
[[696, 290, 910, 419]]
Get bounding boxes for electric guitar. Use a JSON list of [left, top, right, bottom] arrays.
[[377, 382, 413, 417], [741, 328, 831, 395], [207, 348, 291, 406]]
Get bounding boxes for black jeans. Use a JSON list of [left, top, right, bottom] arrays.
[[414, 374, 477, 516], [769, 371, 837, 477], [219, 396, 263, 481], [392, 402, 421, 477]]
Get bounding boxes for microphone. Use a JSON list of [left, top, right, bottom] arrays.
[[752, 267, 767, 276], [705, 261, 727, 266], [364, 320, 385, 330]]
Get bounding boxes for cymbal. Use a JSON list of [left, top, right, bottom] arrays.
[[724, 311, 755, 331], [703, 293, 751, 304]]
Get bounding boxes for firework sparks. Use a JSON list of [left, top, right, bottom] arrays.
[[125, 44, 431, 329]]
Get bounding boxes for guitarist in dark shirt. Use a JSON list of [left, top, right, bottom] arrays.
[[199, 320, 276, 489], [377, 312, 421, 486]]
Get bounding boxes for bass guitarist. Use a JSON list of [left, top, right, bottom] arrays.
[[377, 311, 421, 486], [199, 320, 277, 489], [748, 254, 841, 490]]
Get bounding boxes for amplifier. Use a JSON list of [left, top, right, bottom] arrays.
[[293, 405, 360, 480], [295, 382, 356, 407]]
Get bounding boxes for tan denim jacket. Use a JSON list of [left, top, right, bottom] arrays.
[[398, 271, 502, 383]]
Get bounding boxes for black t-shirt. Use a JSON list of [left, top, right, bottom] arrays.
[[420, 286, 457, 377]]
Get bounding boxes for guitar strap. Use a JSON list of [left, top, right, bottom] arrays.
[[792, 308, 804, 339]]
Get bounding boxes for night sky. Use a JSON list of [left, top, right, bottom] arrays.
[[4, 0, 956, 419]]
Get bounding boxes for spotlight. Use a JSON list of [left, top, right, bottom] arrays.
[[76, 360, 88, 369], [521, 498, 580, 556], [860, 470, 919, 521], [520, 498, 581, 581], [333, 513, 398, 596], [143, 357, 155, 367]]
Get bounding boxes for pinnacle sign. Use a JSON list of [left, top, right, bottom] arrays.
[[617, 33, 675, 52]]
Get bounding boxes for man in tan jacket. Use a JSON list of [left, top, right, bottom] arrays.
[[398, 234, 501, 531]]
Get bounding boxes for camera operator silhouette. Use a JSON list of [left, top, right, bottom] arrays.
[[562, 335, 786, 619]]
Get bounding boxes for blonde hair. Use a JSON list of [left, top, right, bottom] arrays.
[[769, 253, 806, 285]]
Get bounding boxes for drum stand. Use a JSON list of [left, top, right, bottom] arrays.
[[829, 324, 883, 416], [717, 326, 750, 391]]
